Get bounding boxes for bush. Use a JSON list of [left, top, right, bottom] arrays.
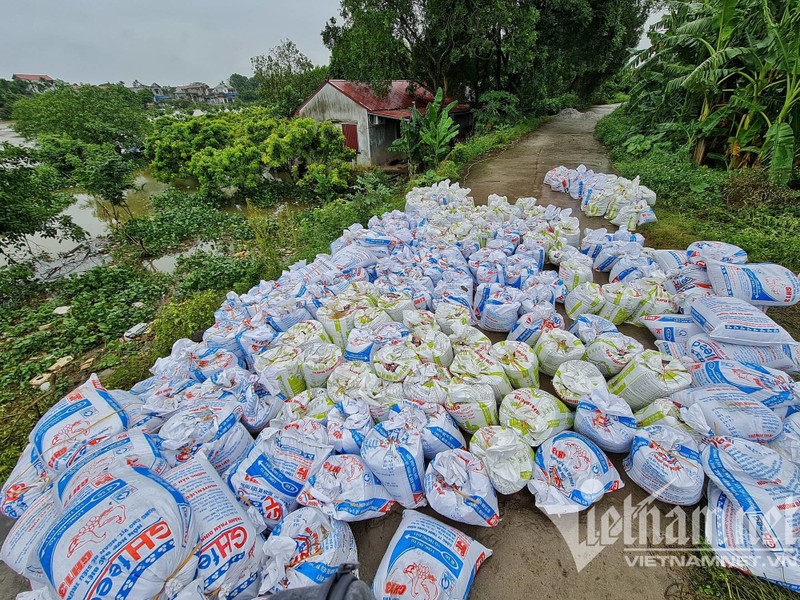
[[474, 91, 522, 133], [173, 251, 277, 297], [151, 289, 225, 357]]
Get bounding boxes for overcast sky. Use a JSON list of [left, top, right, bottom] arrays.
[[0, 0, 341, 85], [2, 2, 661, 86]]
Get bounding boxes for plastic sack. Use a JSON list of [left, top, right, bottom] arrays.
[[565, 282, 604, 318], [489, 340, 539, 388], [499, 388, 573, 446], [678, 388, 783, 442], [687, 360, 800, 410], [640, 314, 703, 342], [769, 413, 800, 463], [403, 309, 440, 334], [373, 342, 423, 383], [687, 334, 800, 373], [360, 411, 426, 508], [568, 314, 618, 345], [260, 506, 357, 595], [164, 454, 262, 598], [327, 361, 381, 404], [277, 320, 333, 349], [316, 297, 364, 348], [469, 426, 534, 495], [596, 282, 642, 325], [449, 324, 492, 354], [528, 431, 623, 514], [552, 360, 608, 408], [29, 374, 139, 474], [445, 381, 499, 432], [424, 449, 500, 527], [406, 329, 454, 367], [402, 363, 451, 406], [255, 344, 306, 398], [706, 483, 800, 593], [296, 454, 396, 521], [706, 260, 800, 307], [533, 329, 586, 376], [300, 342, 342, 388], [279, 388, 335, 423], [702, 436, 800, 555], [574, 387, 637, 453], [508, 306, 564, 347], [327, 397, 374, 454], [608, 350, 692, 411], [1, 443, 50, 519], [560, 255, 594, 292], [687, 241, 748, 266], [690, 296, 794, 346], [1, 491, 57, 585], [449, 348, 512, 401], [371, 510, 492, 600], [378, 291, 415, 321], [585, 333, 644, 376], [623, 423, 704, 505], [434, 302, 472, 335], [31, 464, 200, 600], [224, 419, 333, 530], [473, 284, 525, 332]]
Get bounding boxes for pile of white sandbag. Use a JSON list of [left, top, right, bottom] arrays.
[[3, 174, 800, 599]]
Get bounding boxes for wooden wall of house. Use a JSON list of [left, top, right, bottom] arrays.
[[369, 119, 403, 166]]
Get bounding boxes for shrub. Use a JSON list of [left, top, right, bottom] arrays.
[[474, 91, 522, 132], [151, 289, 225, 357]]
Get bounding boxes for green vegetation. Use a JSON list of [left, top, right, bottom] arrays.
[[324, 0, 652, 110], [627, 0, 800, 184], [0, 78, 34, 119]]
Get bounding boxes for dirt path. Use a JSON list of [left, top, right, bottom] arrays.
[[352, 105, 686, 600]]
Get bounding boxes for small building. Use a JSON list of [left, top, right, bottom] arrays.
[[12, 74, 56, 92], [297, 80, 472, 165], [129, 80, 169, 101], [207, 81, 237, 105], [174, 82, 210, 103]]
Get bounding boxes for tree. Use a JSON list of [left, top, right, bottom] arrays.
[[251, 40, 329, 116], [0, 143, 81, 255], [0, 79, 32, 119], [229, 73, 259, 103], [11, 85, 149, 147], [71, 144, 138, 219]]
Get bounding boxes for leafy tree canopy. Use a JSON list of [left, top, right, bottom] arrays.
[[11, 85, 150, 147]]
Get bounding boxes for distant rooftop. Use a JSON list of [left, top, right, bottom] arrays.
[[12, 74, 54, 82]]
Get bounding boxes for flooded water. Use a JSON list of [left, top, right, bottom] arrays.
[[0, 120, 30, 147]]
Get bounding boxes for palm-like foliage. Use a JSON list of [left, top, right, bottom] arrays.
[[628, 0, 800, 184]]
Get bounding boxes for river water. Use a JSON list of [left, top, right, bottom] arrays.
[[0, 120, 256, 275]]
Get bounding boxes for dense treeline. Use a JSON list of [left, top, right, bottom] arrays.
[[625, 0, 800, 185]]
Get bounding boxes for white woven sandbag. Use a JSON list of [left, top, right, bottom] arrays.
[[647, 249, 690, 273], [706, 260, 800, 307], [378, 291, 416, 321], [403, 309, 440, 334], [317, 296, 367, 348], [450, 348, 513, 401], [629, 278, 677, 321], [499, 388, 573, 446], [769, 413, 800, 463], [372, 510, 492, 600], [424, 449, 500, 527], [528, 431, 623, 514], [279, 388, 335, 423], [326, 397, 374, 453], [29, 374, 140, 474], [406, 328, 454, 367], [706, 483, 800, 593], [687, 240, 748, 266], [574, 387, 637, 453], [164, 454, 262, 598], [474, 284, 525, 332], [224, 418, 332, 530], [702, 436, 800, 554], [565, 282, 605, 318], [690, 296, 794, 345], [373, 341, 423, 383], [559, 255, 594, 292], [470, 425, 535, 495], [277, 319, 333, 348], [608, 350, 692, 411], [533, 329, 586, 376], [489, 340, 539, 389], [633, 397, 684, 428], [449, 324, 492, 354], [688, 360, 800, 409], [508, 304, 564, 346], [434, 302, 472, 334], [552, 360, 608, 408], [300, 342, 343, 388], [640, 314, 702, 342], [596, 282, 642, 325], [585, 333, 644, 376], [326, 361, 381, 405], [260, 507, 357, 594], [678, 388, 783, 442], [568, 314, 618, 345], [402, 363, 451, 406], [1, 443, 51, 520], [255, 344, 306, 398], [687, 334, 800, 373], [445, 381, 499, 432], [1, 491, 56, 585], [360, 410, 426, 508], [352, 305, 392, 329], [623, 423, 704, 505], [297, 453, 396, 521], [29, 465, 201, 600]]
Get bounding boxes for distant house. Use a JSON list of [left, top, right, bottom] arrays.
[[12, 74, 56, 92], [207, 81, 237, 105], [174, 82, 210, 103], [297, 80, 472, 165], [129, 80, 169, 100]]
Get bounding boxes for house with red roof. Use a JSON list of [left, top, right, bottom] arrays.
[[12, 74, 56, 92], [297, 80, 471, 165]]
